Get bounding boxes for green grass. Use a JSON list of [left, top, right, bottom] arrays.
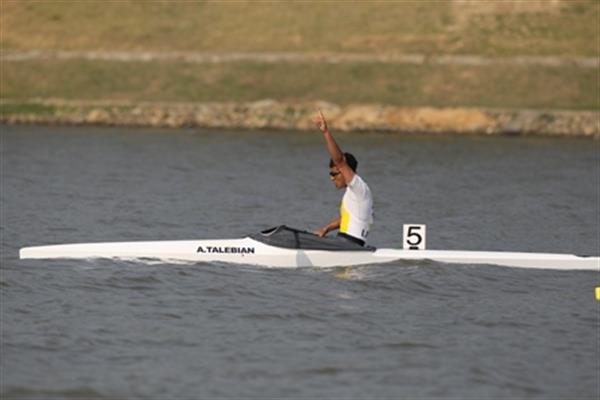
[[2, 60, 598, 110], [0, 102, 58, 115]]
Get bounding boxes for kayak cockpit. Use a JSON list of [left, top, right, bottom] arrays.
[[249, 225, 375, 252]]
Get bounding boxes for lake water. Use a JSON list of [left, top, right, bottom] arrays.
[[1, 124, 598, 399]]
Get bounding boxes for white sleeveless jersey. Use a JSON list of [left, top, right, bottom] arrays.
[[339, 174, 373, 242]]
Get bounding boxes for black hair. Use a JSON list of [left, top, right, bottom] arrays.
[[329, 152, 358, 172]]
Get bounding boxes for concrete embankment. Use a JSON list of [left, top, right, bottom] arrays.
[[1, 99, 598, 138]]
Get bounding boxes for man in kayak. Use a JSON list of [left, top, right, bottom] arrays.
[[313, 110, 373, 246]]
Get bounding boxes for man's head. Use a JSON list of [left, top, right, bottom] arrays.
[[329, 152, 358, 189]]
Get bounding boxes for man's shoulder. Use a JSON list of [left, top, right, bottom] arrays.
[[347, 174, 371, 196], [349, 173, 369, 187]]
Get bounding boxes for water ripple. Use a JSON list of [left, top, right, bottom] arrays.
[[3, 126, 597, 399]]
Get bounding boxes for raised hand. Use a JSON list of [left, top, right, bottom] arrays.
[[314, 109, 328, 133]]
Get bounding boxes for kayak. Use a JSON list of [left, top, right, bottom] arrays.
[[19, 226, 599, 271]]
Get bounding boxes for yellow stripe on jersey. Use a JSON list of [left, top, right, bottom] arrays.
[[340, 201, 350, 234]]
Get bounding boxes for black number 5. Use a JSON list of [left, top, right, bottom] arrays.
[[406, 226, 423, 246]]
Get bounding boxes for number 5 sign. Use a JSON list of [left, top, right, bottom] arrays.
[[403, 224, 426, 250]]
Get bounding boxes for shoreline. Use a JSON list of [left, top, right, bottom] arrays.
[[1, 99, 598, 138]]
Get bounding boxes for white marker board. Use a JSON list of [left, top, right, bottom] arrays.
[[403, 224, 426, 250]]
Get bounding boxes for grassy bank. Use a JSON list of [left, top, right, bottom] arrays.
[[1, 0, 598, 126], [2, 1, 598, 56], [2, 59, 597, 111]]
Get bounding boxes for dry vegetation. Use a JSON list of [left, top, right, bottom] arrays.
[[1, 0, 598, 113]]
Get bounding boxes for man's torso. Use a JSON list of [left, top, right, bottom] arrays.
[[340, 174, 373, 242]]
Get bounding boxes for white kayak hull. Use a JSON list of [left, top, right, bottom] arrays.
[[19, 237, 599, 271]]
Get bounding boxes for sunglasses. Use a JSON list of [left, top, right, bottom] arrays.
[[329, 171, 341, 177]]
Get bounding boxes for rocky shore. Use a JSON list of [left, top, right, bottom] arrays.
[[2, 99, 598, 138]]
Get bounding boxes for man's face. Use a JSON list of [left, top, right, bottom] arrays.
[[329, 167, 346, 189]]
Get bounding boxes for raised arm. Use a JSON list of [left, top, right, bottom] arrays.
[[314, 110, 355, 184]]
